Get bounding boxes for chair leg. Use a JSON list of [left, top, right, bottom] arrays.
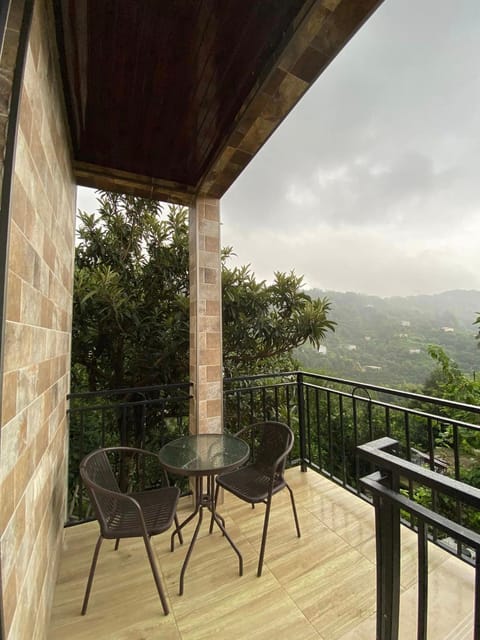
[[81, 535, 103, 615], [143, 534, 169, 615], [257, 497, 272, 577], [174, 514, 183, 545], [114, 538, 120, 550], [286, 483, 301, 538]]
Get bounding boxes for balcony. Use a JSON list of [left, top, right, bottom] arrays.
[[57, 372, 480, 638], [48, 467, 475, 639]]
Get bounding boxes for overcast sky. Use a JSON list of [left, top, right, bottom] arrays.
[[78, 0, 480, 298]]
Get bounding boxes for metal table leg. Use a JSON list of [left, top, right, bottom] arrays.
[[171, 474, 243, 595]]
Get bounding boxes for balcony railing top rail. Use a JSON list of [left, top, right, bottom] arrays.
[[226, 370, 480, 415]]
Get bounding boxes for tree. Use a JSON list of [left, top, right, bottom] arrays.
[[422, 345, 480, 460], [423, 345, 480, 408], [72, 192, 335, 392], [222, 255, 335, 376], [73, 192, 189, 391]]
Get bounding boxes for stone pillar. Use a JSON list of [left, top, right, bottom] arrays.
[[189, 196, 223, 434]]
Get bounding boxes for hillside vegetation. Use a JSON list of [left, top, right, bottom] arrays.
[[295, 289, 480, 389]]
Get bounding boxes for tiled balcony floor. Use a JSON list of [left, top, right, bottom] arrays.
[[48, 468, 475, 639]]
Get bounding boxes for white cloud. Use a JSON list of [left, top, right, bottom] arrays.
[[285, 184, 318, 207], [222, 0, 480, 296]]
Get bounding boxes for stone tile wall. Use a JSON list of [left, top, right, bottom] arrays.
[[189, 197, 223, 434], [0, 2, 75, 639]]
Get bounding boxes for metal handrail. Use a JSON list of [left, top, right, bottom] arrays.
[[358, 437, 480, 640]]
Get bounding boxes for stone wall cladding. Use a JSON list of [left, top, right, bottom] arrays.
[[0, 2, 75, 639], [189, 197, 223, 434]]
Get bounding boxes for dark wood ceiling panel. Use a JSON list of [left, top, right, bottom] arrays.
[[54, 0, 384, 201], [57, 0, 307, 187]]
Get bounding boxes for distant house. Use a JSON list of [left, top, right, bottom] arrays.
[[441, 326, 454, 333], [401, 320, 411, 327], [409, 348, 421, 354], [398, 333, 409, 338], [364, 365, 382, 371], [347, 344, 357, 351], [318, 345, 327, 354], [364, 336, 371, 341]]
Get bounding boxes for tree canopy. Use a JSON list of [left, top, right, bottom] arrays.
[[72, 192, 335, 391]]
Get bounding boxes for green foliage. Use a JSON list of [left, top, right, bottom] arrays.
[[424, 345, 480, 417], [297, 289, 480, 388], [72, 192, 335, 392], [222, 258, 335, 377], [73, 192, 189, 391]]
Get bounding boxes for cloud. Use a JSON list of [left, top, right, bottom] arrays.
[[222, 0, 480, 296], [222, 222, 480, 297]]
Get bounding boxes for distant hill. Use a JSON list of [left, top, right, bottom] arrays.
[[295, 289, 480, 388]]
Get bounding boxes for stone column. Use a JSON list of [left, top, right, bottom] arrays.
[[189, 196, 223, 434]]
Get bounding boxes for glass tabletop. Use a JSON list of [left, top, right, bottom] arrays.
[[158, 433, 250, 476]]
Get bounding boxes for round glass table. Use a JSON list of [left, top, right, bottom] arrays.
[[158, 433, 250, 595]]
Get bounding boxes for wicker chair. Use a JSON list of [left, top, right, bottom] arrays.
[[79, 446, 181, 616], [214, 421, 301, 576]]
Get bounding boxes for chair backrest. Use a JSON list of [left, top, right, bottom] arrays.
[[242, 421, 293, 476], [80, 448, 124, 534]]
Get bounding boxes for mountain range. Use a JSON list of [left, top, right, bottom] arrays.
[[295, 289, 480, 388]]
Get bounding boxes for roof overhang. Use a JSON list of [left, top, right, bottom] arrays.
[[54, 0, 384, 205]]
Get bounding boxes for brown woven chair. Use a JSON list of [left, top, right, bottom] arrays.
[[79, 446, 181, 616], [214, 421, 301, 576]]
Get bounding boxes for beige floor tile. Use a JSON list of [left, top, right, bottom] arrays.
[[48, 468, 475, 640]]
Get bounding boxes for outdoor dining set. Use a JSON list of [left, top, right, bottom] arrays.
[[79, 421, 301, 616]]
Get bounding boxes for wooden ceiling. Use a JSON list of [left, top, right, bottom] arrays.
[[54, 0, 383, 205]]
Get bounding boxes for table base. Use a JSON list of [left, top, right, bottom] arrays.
[[171, 474, 243, 595]]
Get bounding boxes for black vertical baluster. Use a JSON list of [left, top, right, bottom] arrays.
[[79, 409, 85, 519], [305, 386, 312, 465], [327, 391, 333, 479], [286, 384, 291, 426], [315, 387, 322, 472], [353, 396, 360, 493], [405, 412, 415, 527], [274, 385, 279, 421], [340, 395, 346, 487], [367, 398, 373, 441], [475, 550, 480, 640], [417, 520, 428, 640], [235, 390, 241, 430], [453, 424, 463, 557], [427, 417, 438, 543], [374, 480, 400, 640], [297, 372, 307, 472]]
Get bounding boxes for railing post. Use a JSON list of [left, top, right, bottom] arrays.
[[297, 372, 307, 472], [374, 470, 401, 640]]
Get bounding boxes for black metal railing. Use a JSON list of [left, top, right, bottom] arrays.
[[68, 371, 480, 550], [225, 371, 480, 562], [67, 382, 191, 522], [358, 437, 480, 640]]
